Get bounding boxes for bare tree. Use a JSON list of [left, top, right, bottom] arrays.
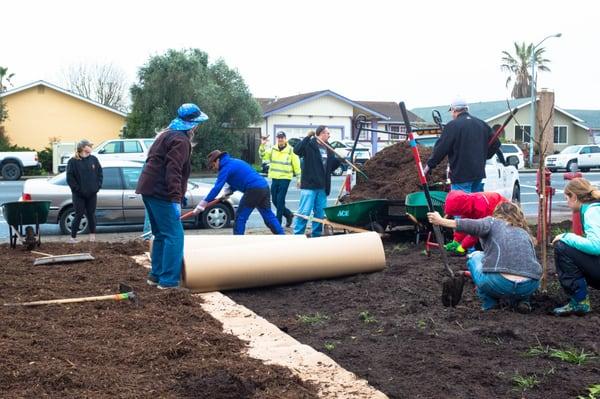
[[62, 63, 129, 111]]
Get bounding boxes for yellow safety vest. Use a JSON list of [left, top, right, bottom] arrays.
[[259, 143, 301, 180]]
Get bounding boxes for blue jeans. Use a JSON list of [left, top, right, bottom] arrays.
[[271, 178, 293, 224], [293, 189, 327, 237], [451, 180, 484, 193], [234, 187, 284, 235], [467, 251, 539, 310], [142, 209, 152, 239], [142, 195, 184, 287]]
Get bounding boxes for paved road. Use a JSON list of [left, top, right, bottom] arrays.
[[2, 171, 594, 241]]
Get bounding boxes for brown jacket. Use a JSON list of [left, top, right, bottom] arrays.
[[136, 130, 192, 203]]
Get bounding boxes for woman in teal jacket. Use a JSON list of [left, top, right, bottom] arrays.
[[552, 178, 600, 316]]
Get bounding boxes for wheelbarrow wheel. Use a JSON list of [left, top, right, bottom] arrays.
[[365, 221, 385, 234]]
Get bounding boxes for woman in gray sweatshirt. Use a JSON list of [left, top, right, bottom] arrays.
[[428, 201, 541, 311]]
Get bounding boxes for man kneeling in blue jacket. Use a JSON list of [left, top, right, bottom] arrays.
[[194, 150, 284, 235]]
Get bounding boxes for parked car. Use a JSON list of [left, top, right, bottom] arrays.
[[499, 144, 525, 170], [545, 144, 600, 172], [22, 160, 241, 235], [58, 138, 155, 172], [414, 135, 521, 202], [328, 140, 371, 176], [0, 151, 40, 180]]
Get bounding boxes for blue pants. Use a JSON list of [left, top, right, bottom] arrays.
[[271, 178, 293, 224], [293, 189, 327, 237], [467, 251, 539, 310], [451, 180, 484, 193], [234, 187, 284, 235], [142, 196, 184, 287]]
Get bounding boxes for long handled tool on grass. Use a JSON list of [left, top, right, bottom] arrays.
[[293, 213, 371, 234], [399, 102, 464, 307], [3, 283, 137, 307]]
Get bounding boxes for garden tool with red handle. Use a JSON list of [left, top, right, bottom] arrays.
[[180, 195, 230, 220], [399, 101, 464, 307]]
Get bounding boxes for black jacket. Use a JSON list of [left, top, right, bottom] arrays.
[[136, 130, 191, 203], [426, 112, 500, 184], [294, 136, 340, 196], [66, 155, 103, 197]]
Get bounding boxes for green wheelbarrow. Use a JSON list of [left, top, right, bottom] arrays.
[[324, 199, 414, 233], [1, 201, 51, 249]]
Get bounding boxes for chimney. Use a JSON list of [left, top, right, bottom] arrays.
[[537, 88, 555, 156]]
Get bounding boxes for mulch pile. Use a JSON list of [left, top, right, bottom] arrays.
[[230, 233, 600, 399], [0, 241, 318, 398], [347, 141, 449, 202]]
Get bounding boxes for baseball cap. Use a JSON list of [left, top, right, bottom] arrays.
[[448, 97, 468, 111], [276, 131, 286, 138]]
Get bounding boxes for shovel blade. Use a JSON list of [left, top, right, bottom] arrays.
[[441, 274, 465, 307]]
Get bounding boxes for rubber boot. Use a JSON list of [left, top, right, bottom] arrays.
[[553, 297, 591, 316]]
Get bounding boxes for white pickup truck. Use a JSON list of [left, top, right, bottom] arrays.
[[0, 151, 40, 180], [58, 138, 155, 172], [415, 135, 521, 202]]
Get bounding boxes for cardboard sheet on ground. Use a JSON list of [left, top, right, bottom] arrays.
[[183, 232, 386, 292]]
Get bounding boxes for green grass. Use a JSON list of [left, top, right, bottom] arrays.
[[390, 243, 409, 254], [578, 384, 600, 399], [549, 348, 596, 365], [324, 342, 335, 351], [359, 311, 377, 324], [512, 372, 540, 390], [527, 344, 596, 366], [297, 312, 329, 326]]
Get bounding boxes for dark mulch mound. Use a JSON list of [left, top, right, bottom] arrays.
[[229, 239, 600, 399], [348, 141, 449, 202], [0, 242, 318, 398]]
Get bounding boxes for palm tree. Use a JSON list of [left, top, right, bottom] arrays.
[[501, 42, 551, 99], [0, 66, 15, 92]]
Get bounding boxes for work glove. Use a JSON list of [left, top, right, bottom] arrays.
[[193, 200, 208, 215], [260, 136, 269, 145], [307, 130, 315, 137], [172, 202, 181, 219], [443, 240, 460, 252], [423, 165, 430, 175]]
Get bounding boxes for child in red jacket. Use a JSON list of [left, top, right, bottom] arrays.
[[443, 190, 509, 255]]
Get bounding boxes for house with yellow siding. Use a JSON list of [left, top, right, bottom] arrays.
[[0, 80, 127, 151]]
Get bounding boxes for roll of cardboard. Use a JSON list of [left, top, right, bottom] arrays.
[[184, 234, 307, 250], [183, 232, 385, 292]]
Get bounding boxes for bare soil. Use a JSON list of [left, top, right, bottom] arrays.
[[348, 142, 448, 202], [0, 241, 318, 398], [229, 237, 600, 399]]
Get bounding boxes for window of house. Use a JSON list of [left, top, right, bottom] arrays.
[[554, 126, 567, 144], [514, 125, 531, 143], [388, 124, 406, 140]]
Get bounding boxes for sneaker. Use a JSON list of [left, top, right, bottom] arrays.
[[89, 233, 96, 242], [146, 276, 159, 286], [553, 297, 591, 316], [285, 214, 294, 228], [68, 237, 77, 244]]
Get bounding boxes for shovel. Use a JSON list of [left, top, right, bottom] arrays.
[[399, 101, 464, 307], [180, 195, 231, 221]]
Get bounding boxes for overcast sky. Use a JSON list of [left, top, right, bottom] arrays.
[[3, 0, 598, 110]]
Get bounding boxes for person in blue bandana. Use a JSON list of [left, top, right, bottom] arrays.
[[136, 103, 208, 289]]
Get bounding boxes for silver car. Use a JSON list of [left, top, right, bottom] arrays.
[[21, 160, 240, 234]]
